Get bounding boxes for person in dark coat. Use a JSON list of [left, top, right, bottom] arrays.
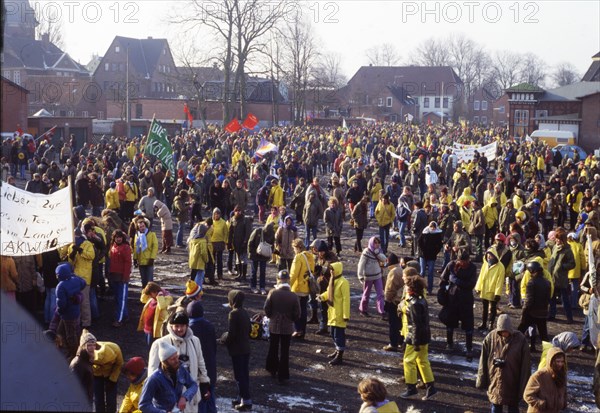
[[439, 250, 478, 361], [229, 206, 253, 283], [247, 222, 275, 294], [417, 221, 444, 294], [264, 270, 301, 384], [220, 290, 252, 411], [517, 261, 551, 352], [69, 337, 96, 403], [187, 301, 218, 413], [351, 196, 369, 252]]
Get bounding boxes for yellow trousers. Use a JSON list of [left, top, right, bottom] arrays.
[[403, 344, 434, 384]]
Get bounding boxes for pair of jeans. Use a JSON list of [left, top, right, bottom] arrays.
[[304, 226, 317, 248], [398, 221, 407, 247], [111, 281, 129, 323], [491, 404, 519, 413], [199, 383, 217, 413], [420, 258, 436, 293], [90, 287, 99, 320], [44, 287, 56, 324], [214, 250, 224, 277], [251, 260, 267, 289], [508, 278, 521, 307], [93, 376, 117, 413], [330, 326, 346, 351], [385, 301, 402, 347], [176, 221, 186, 246], [139, 265, 154, 288], [379, 224, 390, 253], [549, 287, 573, 321], [192, 269, 205, 287], [359, 278, 385, 315], [231, 354, 252, 406], [294, 296, 309, 334], [570, 278, 580, 308], [266, 333, 291, 381]]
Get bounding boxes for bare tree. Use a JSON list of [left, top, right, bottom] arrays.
[[33, 2, 64, 48], [489, 50, 524, 91], [519, 52, 547, 87], [409, 38, 451, 66], [279, 17, 319, 124], [313, 52, 347, 89], [552, 62, 580, 87], [365, 43, 401, 66]]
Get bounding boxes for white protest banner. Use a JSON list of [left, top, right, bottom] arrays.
[[1, 184, 74, 256], [386, 149, 406, 161], [453, 142, 480, 149], [452, 142, 497, 162]]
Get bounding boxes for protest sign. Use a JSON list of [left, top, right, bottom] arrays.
[[1, 184, 74, 256]]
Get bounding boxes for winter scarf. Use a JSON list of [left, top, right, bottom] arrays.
[[136, 228, 148, 253]]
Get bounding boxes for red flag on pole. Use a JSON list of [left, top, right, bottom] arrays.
[[224, 118, 242, 133], [242, 113, 259, 130], [183, 103, 193, 128]]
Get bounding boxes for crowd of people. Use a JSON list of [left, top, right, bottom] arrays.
[[1, 120, 600, 412]]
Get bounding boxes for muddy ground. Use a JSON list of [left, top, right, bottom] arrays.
[[90, 221, 596, 413]]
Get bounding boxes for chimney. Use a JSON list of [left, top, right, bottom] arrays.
[[147, 36, 153, 39]]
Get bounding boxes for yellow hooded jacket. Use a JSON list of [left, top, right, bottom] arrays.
[[290, 250, 315, 296], [319, 262, 350, 328], [475, 249, 506, 301], [93, 341, 123, 382]]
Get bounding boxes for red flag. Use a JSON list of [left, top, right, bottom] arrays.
[[242, 113, 259, 129], [16, 125, 23, 136], [183, 103, 193, 128], [224, 118, 242, 133]]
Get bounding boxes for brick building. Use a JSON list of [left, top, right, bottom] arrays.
[[334, 66, 463, 123], [1, 76, 29, 133]]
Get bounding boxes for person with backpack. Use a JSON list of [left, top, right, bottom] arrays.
[[256, 182, 270, 224], [247, 222, 276, 294], [397, 198, 411, 248]]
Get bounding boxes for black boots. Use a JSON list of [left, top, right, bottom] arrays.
[[466, 332, 474, 362], [446, 329, 454, 350], [329, 350, 343, 365], [308, 308, 319, 324], [234, 264, 247, 281], [422, 382, 438, 400], [400, 384, 418, 399]]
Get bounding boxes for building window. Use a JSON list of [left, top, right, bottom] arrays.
[[68, 111, 75, 117], [378, 98, 384, 107], [424, 97, 430, 108], [481, 100, 488, 110], [434, 97, 440, 108], [105, 63, 109, 71], [443, 97, 449, 109], [386, 97, 393, 107], [135, 104, 143, 119], [474, 116, 479, 123], [514, 109, 530, 137], [3, 70, 10, 80], [499, 106, 505, 113], [115, 46, 120, 53], [163, 49, 166, 55], [97, 111, 104, 120], [111, 63, 117, 71], [390, 114, 397, 122], [481, 116, 488, 125], [82, 111, 89, 117], [13, 70, 20, 85], [474, 100, 480, 111], [535, 110, 548, 118]]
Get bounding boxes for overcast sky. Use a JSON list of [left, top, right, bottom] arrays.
[[28, 0, 600, 81]]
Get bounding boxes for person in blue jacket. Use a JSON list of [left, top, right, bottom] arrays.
[[139, 341, 200, 413], [55, 262, 86, 359]]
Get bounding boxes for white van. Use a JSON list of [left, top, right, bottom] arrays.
[[530, 130, 576, 147]]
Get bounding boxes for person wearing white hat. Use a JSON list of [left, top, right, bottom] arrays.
[[140, 341, 199, 413]]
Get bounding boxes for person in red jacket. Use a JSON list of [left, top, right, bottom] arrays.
[[108, 230, 132, 327]]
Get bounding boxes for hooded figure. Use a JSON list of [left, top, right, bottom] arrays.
[[475, 249, 506, 330], [524, 348, 567, 412]]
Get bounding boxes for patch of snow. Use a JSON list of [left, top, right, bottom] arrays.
[[349, 370, 399, 387], [269, 394, 341, 412], [405, 406, 422, 413], [305, 363, 326, 371], [429, 352, 478, 368]]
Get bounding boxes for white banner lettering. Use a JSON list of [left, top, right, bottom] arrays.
[[451, 142, 497, 162], [1, 184, 74, 256]]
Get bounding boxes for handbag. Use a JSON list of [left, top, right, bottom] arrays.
[[300, 252, 320, 295], [256, 230, 272, 257], [437, 280, 450, 306]]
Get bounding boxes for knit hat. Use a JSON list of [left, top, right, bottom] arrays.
[[55, 263, 74, 281], [277, 270, 290, 280], [185, 280, 203, 298], [158, 341, 178, 362], [496, 314, 513, 333], [79, 329, 97, 347], [186, 300, 204, 319], [123, 357, 146, 377], [169, 311, 189, 325]]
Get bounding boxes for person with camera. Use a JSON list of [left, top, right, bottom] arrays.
[[516, 261, 552, 353], [148, 312, 211, 413], [476, 314, 531, 413]]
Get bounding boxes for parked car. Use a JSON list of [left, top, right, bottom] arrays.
[[552, 144, 587, 161]]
